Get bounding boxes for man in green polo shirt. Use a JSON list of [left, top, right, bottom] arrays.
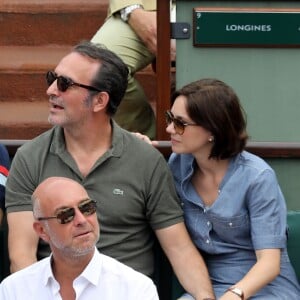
[[5, 41, 215, 300]]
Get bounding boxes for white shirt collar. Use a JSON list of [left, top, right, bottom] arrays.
[[42, 248, 102, 296]]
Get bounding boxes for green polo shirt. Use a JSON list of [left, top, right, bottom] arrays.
[[6, 122, 183, 276]]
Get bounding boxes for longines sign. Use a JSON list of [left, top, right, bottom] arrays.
[[194, 8, 300, 47]]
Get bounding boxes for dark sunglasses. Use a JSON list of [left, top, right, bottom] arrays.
[[37, 198, 97, 224], [165, 110, 198, 135], [46, 70, 101, 93]]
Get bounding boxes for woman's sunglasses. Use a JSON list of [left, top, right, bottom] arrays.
[[165, 110, 198, 135], [37, 198, 97, 224], [46, 70, 101, 93]]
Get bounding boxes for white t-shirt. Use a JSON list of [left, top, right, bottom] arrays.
[[0, 249, 159, 300]]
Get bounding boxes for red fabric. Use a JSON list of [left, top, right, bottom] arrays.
[[0, 165, 9, 177]]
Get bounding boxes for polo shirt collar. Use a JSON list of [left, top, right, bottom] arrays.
[[49, 120, 125, 159]]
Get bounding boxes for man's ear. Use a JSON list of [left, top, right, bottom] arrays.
[[33, 221, 50, 243], [93, 91, 109, 112]]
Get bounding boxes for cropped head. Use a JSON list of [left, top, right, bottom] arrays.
[[32, 177, 99, 258], [169, 78, 248, 159]]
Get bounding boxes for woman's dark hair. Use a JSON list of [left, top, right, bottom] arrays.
[[73, 40, 129, 116], [171, 78, 248, 159]]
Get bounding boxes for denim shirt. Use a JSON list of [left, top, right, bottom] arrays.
[[168, 151, 300, 298], [169, 151, 286, 254]]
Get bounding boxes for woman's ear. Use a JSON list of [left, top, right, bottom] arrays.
[[33, 221, 50, 243], [93, 91, 109, 112]]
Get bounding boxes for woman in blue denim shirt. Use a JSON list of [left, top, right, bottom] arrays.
[[167, 79, 300, 299]]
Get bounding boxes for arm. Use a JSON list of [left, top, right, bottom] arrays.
[[4, 144, 41, 272], [108, 0, 175, 57], [7, 211, 39, 272], [155, 222, 215, 300], [219, 249, 280, 299], [128, 9, 157, 55], [127, 8, 176, 60], [219, 168, 283, 299]]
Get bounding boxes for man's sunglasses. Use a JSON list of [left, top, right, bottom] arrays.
[[165, 110, 198, 135], [37, 198, 97, 224], [46, 70, 101, 93]]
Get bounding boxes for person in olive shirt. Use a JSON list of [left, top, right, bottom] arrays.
[[5, 41, 215, 300], [91, 0, 176, 139]]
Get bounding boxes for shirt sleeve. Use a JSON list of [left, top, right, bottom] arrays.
[[5, 148, 35, 213], [146, 155, 184, 230], [108, 0, 156, 16], [248, 168, 287, 249]]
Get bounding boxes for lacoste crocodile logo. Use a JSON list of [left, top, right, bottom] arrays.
[[113, 188, 124, 196]]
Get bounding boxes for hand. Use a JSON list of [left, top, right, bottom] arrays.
[[128, 9, 157, 55], [170, 38, 176, 62], [132, 132, 153, 144], [131, 132, 160, 147], [219, 290, 241, 300]]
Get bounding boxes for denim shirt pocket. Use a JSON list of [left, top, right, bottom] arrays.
[[209, 213, 250, 245]]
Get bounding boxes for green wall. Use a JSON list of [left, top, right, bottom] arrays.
[[176, 1, 300, 209], [266, 159, 300, 210]]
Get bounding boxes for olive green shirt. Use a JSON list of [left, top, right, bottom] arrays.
[[108, 0, 156, 17], [6, 122, 183, 276]]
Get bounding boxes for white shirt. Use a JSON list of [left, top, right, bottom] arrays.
[[0, 249, 159, 299]]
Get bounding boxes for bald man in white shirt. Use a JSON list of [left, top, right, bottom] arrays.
[[0, 177, 158, 300]]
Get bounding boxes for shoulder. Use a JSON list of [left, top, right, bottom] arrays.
[[238, 151, 274, 173], [6, 128, 57, 194], [18, 128, 55, 150], [231, 151, 279, 188], [0, 144, 10, 168], [97, 253, 158, 298], [1, 257, 50, 286], [115, 126, 165, 162], [0, 144, 9, 157], [13, 128, 56, 159], [168, 153, 194, 180], [100, 253, 152, 282]]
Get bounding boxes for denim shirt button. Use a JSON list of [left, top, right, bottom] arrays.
[[207, 221, 210, 226], [206, 239, 210, 244], [229, 222, 233, 227]]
